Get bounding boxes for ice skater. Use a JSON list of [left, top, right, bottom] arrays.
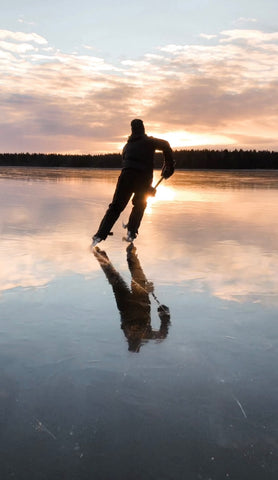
[[92, 119, 175, 246]]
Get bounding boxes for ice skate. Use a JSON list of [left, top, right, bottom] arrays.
[[92, 235, 102, 247]]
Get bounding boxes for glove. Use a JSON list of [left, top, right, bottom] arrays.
[[162, 164, 174, 179]]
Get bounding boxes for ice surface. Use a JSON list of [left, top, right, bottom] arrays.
[[1, 167, 278, 479]]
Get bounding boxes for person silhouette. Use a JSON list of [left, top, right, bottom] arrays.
[[93, 244, 171, 352], [92, 119, 175, 246]]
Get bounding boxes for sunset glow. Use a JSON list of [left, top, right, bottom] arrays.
[[149, 131, 236, 150], [1, 2, 278, 154]]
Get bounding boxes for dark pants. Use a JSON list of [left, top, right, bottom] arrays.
[[95, 169, 152, 239]]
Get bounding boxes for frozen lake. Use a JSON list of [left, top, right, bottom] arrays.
[[1, 167, 278, 479]]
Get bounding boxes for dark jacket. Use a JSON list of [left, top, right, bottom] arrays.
[[122, 134, 174, 176]]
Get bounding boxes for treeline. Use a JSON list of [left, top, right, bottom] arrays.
[[173, 149, 278, 169], [0, 152, 122, 168], [0, 149, 278, 169]]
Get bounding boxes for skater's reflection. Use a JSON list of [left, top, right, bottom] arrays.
[[93, 244, 171, 352]]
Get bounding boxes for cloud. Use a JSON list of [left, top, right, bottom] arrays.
[[17, 17, 36, 26], [220, 29, 278, 45], [1, 27, 278, 153], [199, 34, 218, 40], [0, 30, 47, 45], [0, 40, 36, 53], [233, 17, 258, 26]]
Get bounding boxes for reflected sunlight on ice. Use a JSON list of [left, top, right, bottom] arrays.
[[146, 183, 176, 213]]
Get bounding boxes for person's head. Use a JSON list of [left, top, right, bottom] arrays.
[[131, 118, 145, 135]]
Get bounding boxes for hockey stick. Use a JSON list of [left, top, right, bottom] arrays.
[[148, 176, 164, 197], [153, 176, 164, 189]]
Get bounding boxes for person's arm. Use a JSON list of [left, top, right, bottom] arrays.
[[152, 138, 175, 179]]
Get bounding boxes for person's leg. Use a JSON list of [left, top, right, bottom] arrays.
[[126, 243, 149, 290], [94, 171, 134, 240], [127, 175, 151, 237], [93, 247, 131, 312]]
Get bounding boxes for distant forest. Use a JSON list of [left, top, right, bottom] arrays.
[[0, 149, 278, 169]]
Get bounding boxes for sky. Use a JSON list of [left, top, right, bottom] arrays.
[[1, 0, 278, 153]]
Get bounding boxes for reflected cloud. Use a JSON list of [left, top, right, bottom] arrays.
[[1, 170, 278, 307], [0, 170, 117, 294]]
